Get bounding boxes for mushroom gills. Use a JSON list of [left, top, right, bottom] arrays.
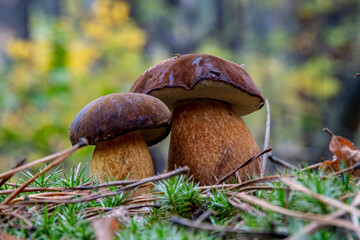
[[168, 99, 261, 185], [91, 130, 154, 184]]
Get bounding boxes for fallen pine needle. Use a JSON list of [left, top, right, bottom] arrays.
[[0, 138, 87, 180], [9, 167, 190, 204], [0, 158, 27, 187], [170, 215, 288, 238], [280, 177, 360, 218], [285, 192, 360, 240], [218, 148, 272, 184], [235, 192, 360, 232]]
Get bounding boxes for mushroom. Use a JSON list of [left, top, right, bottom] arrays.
[[69, 93, 171, 186], [130, 53, 264, 185]]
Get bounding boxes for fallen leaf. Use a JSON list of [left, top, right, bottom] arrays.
[[320, 128, 360, 172], [92, 217, 120, 240]]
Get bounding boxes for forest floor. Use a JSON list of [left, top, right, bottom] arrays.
[[1, 129, 360, 239]]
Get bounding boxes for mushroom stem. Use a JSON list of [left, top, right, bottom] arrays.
[[168, 99, 261, 185], [91, 130, 154, 184]]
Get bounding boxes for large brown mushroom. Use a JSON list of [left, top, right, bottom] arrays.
[[130, 53, 264, 185], [69, 93, 171, 186]]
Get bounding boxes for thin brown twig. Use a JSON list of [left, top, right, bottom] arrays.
[[10, 191, 92, 204], [125, 197, 157, 205], [86, 203, 157, 221], [322, 162, 360, 178], [218, 148, 272, 184], [170, 215, 288, 238], [235, 192, 360, 232], [0, 180, 140, 195], [0, 187, 70, 195], [0, 139, 87, 180], [194, 210, 213, 224], [261, 99, 271, 177], [3, 182, 19, 187], [198, 184, 240, 191], [299, 162, 322, 172], [228, 197, 266, 216], [3, 154, 71, 205], [68, 180, 137, 190], [236, 185, 286, 193], [0, 203, 38, 210], [1, 139, 88, 205], [0, 212, 33, 229], [339, 192, 357, 201], [228, 174, 284, 191], [215, 144, 233, 179], [0, 158, 27, 188], [286, 192, 360, 240], [280, 177, 360, 218], [268, 155, 297, 170], [12, 167, 190, 204]]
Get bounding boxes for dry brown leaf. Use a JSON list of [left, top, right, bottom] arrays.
[[320, 128, 360, 172], [92, 217, 120, 240]]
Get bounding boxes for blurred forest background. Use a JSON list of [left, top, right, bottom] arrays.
[[0, 0, 360, 173]]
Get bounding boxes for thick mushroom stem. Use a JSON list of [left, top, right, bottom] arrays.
[[91, 130, 154, 184], [168, 99, 261, 185]]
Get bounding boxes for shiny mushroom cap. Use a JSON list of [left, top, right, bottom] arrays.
[[69, 93, 171, 146], [130, 53, 264, 116]]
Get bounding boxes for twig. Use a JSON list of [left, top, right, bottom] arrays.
[[170, 215, 288, 238], [198, 184, 240, 190], [86, 203, 157, 221], [268, 155, 297, 170], [194, 210, 212, 224], [2, 153, 72, 205], [351, 211, 360, 240], [261, 99, 271, 177], [228, 197, 266, 216], [236, 186, 286, 193], [10, 191, 92, 204], [280, 177, 360, 218], [68, 180, 137, 190], [235, 192, 360, 232], [228, 173, 284, 191], [0, 180, 140, 195], [16, 167, 190, 204], [0, 158, 27, 187], [0, 212, 33, 229], [286, 192, 360, 240], [1, 139, 88, 205], [218, 148, 272, 184], [3, 182, 19, 187], [215, 145, 233, 180], [323, 162, 360, 178], [299, 162, 322, 172], [0, 139, 88, 180], [0, 187, 71, 195]]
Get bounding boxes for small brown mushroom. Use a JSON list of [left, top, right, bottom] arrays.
[[130, 53, 264, 185], [69, 93, 171, 187]]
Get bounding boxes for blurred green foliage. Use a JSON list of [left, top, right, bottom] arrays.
[[1, 0, 360, 171], [0, 0, 147, 170]]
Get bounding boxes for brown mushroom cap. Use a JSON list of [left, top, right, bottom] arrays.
[[130, 53, 264, 116], [69, 93, 171, 146]]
